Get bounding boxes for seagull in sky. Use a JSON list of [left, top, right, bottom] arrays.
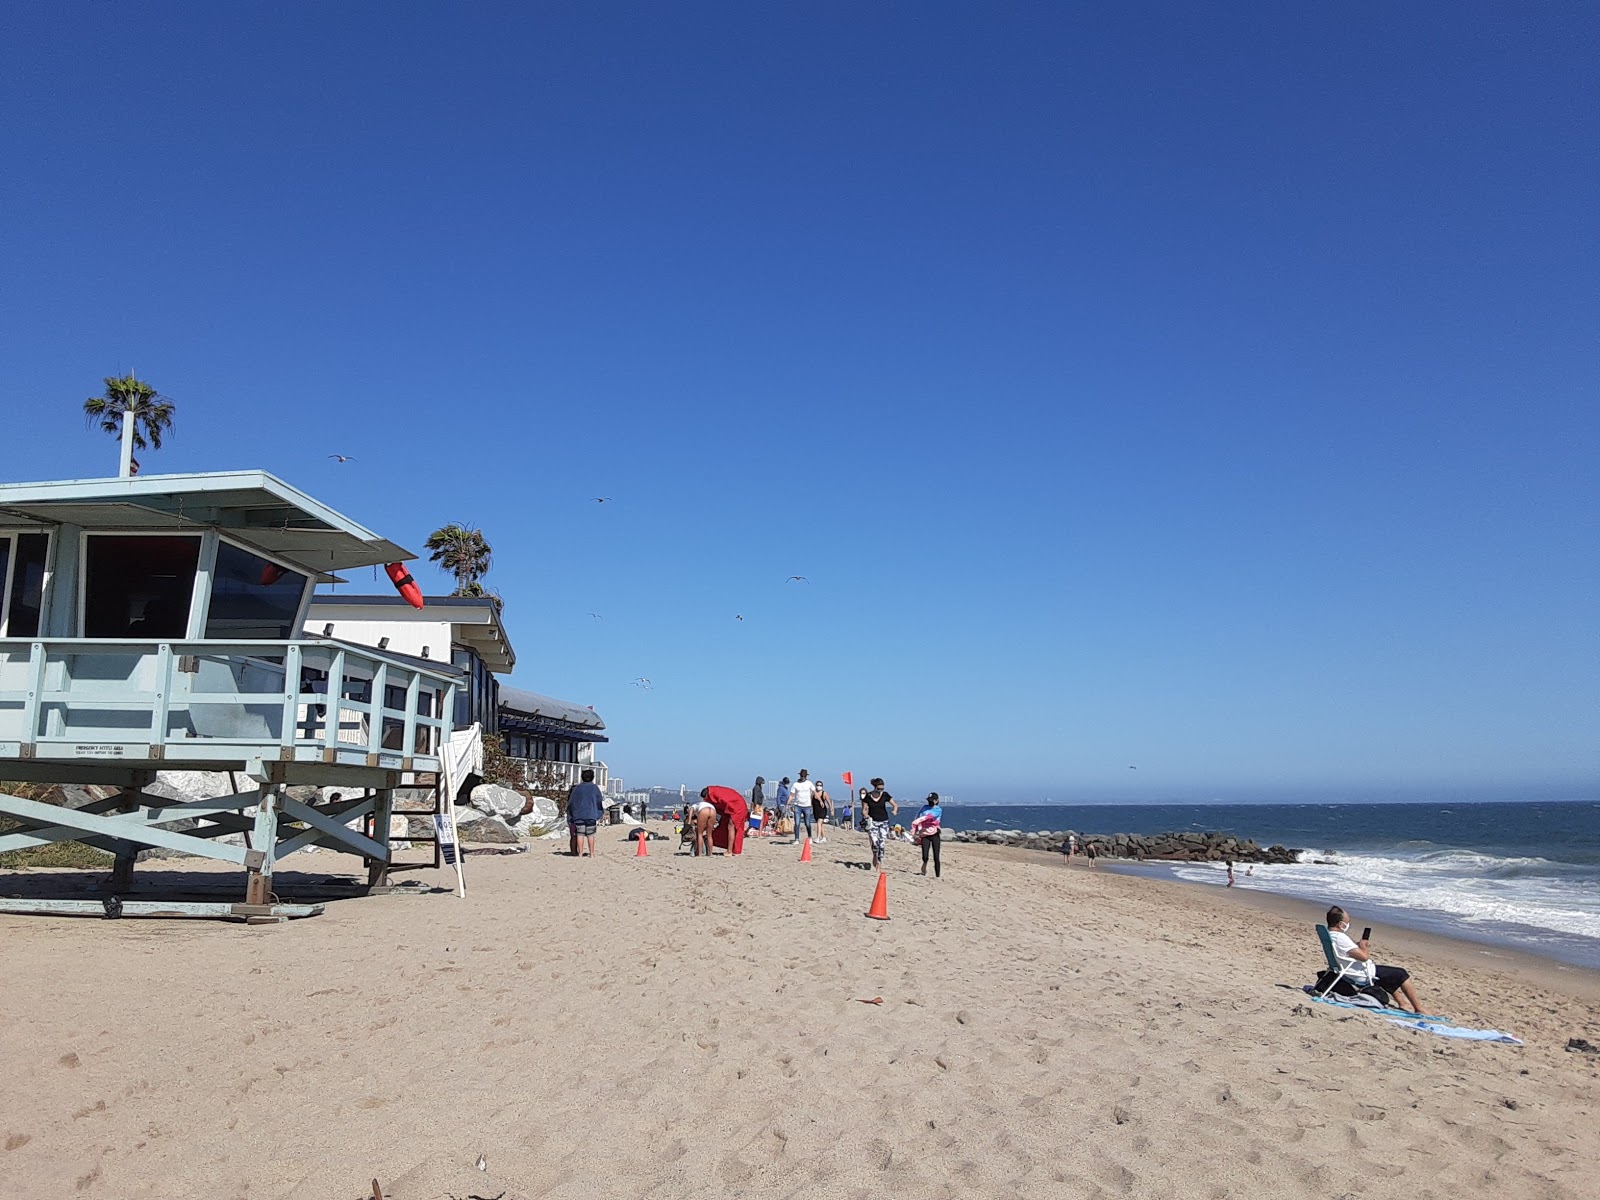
[[591, 496, 612, 504], [785, 575, 809, 584], [589, 612, 603, 620], [631, 676, 652, 689], [328, 454, 356, 463]]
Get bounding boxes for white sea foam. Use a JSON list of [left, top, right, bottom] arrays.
[[1167, 852, 1600, 942]]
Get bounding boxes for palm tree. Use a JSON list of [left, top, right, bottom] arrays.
[[83, 373, 176, 457], [424, 523, 492, 593], [454, 580, 505, 614]]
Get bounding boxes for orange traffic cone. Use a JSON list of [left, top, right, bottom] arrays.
[[799, 837, 813, 863], [635, 831, 648, 858], [864, 871, 890, 920]]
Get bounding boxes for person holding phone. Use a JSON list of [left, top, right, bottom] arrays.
[[1326, 906, 1427, 1014]]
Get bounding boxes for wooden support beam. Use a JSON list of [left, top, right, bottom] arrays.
[[244, 783, 283, 905], [366, 787, 394, 887], [277, 793, 386, 861], [272, 795, 376, 859], [0, 898, 324, 921], [0, 792, 250, 864]]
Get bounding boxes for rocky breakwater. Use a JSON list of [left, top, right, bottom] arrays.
[[946, 827, 1300, 864]]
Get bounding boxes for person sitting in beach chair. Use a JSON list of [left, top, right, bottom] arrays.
[[1317, 906, 1427, 1014]]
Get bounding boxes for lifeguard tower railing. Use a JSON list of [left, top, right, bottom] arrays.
[[0, 637, 455, 773], [0, 635, 458, 916]]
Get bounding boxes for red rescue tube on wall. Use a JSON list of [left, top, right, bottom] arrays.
[[384, 562, 425, 609]]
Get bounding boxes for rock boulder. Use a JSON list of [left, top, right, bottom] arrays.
[[470, 783, 528, 820]]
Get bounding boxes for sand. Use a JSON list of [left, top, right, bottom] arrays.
[[2, 828, 1597, 1200]]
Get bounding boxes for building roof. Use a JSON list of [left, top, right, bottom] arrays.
[[498, 685, 606, 731], [307, 593, 514, 672], [0, 470, 410, 578]]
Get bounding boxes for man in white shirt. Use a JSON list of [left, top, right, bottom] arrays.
[[788, 769, 816, 844], [1326, 906, 1426, 1014]]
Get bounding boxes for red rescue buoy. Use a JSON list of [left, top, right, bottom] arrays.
[[384, 562, 425, 609]]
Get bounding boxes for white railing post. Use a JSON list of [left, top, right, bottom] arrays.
[[323, 648, 346, 754]]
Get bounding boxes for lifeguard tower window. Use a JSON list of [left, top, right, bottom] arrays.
[[205, 541, 308, 640], [83, 534, 201, 639], [0, 532, 49, 637]]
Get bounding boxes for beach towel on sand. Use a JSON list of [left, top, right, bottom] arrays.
[[1390, 1020, 1523, 1045]]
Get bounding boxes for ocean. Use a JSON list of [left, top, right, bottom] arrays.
[[940, 801, 1600, 969]]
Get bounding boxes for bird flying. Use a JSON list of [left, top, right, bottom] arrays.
[[631, 676, 652, 689], [589, 613, 603, 620], [785, 575, 809, 584], [328, 455, 355, 463], [591, 497, 611, 503], [735, 614, 744, 621]]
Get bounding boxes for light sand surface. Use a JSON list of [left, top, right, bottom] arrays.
[[2, 829, 1598, 1200]]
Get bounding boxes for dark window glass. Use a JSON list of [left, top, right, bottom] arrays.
[[83, 535, 201, 639], [7, 533, 49, 636], [0, 534, 49, 640], [205, 542, 307, 641]]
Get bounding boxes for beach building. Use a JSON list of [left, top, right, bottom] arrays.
[[304, 595, 619, 799], [496, 684, 614, 796], [304, 593, 512, 734], [0, 470, 461, 919]]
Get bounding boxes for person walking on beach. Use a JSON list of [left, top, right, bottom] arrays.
[[857, 787, 870, 831], [1084, 840, 1098, 867], [1226, 860, 1235, 887], [790, 769, 816, 844], [863, 778, 897, 870], [1325, 906, 1427, 1014], [812, 780, 831, 844], [775, 776, 792, 836], [566, 769, 606, 859], [912, 793, 943, 878]]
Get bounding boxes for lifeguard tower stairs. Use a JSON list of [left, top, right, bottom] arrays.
[[0, 471, 459, 922]]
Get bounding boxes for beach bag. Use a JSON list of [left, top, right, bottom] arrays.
[[1313, 970, 1392, 1009]]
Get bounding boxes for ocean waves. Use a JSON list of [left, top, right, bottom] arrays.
[[1167, 850, 1600, 946], [944, 800, 1600, 967]]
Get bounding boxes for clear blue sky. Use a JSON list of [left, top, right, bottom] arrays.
[[3, 4, 1595, 803]]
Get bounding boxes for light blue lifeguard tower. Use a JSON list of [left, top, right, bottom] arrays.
[[0, 469, 460, 921]]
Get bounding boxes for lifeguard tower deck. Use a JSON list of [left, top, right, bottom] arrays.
[[0, 470, 460, 921]]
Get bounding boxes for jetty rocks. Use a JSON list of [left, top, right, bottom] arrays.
[[947, 827, 1300, 864]]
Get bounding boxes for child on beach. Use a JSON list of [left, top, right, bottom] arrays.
[[911, 794, 942, 878]]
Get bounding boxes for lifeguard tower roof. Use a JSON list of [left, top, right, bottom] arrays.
[[0, 469, 411, 578]]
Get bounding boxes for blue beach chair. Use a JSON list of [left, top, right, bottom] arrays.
[[1313, 923, 1366, 1000]]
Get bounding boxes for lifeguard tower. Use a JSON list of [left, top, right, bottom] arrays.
[[0, 469, 460, 921]]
